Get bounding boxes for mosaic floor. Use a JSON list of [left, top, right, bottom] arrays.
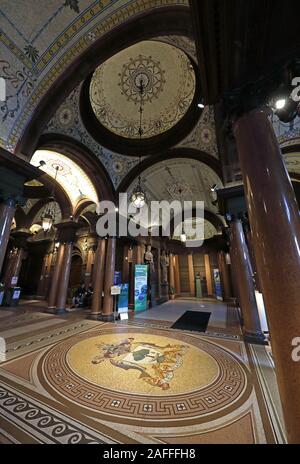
[[0, 301, 286, 444]]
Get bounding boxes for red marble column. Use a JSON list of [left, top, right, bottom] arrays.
[[55, 242, 73, 313], [169, 253, 175, 298], [91, 238, 106, 317], [174, 254, 181, 296], [3, 248, 18, 287], [230, 220, 264, 343], [234, 107, 300, 443], [204, 253, 213, 296], [102, 237, 116, 319], [122, 245, 129, 283], [37, 253, 48, 297], [10, 247, 25, 286], [0, 199, 16, 275], [84, 247, 94, 289], [47, 244, 65, 310], [188, 253, 195, 297], [44, 252, 53, 297], [218, 251, 232, 300]]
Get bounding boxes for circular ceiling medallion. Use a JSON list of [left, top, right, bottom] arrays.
[[39, 327, 250, 426], [89, 41, 196, 140], [119, 54, 165, 105]]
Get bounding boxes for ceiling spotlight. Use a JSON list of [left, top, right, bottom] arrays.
[[115, 207, 119, 212], [270, 83, 299, 123], [275, 99, 286, 110], [198, 102, 205, 109], [210, 184, 218, 192], [180, 232, 187, 243]]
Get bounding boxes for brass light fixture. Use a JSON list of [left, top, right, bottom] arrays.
[[41, 165, 59, 232], [131, 79, 147, 209]]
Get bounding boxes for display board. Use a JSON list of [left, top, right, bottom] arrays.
[[118, 283, 129, 314], [213, 268, 223, 300], [134, 264, 148, 311]]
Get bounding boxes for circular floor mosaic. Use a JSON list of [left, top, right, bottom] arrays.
[[39, 327, 251, 425]]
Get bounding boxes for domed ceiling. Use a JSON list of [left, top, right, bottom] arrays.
[[128, 158, 223, 212], [89, 40, 196, 139]]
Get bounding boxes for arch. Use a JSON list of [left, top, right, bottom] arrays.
[[38, 134, 115, 203], [16, 6, 194, 157], [117, 147, 222, 193]]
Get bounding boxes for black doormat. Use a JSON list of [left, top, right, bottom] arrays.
[[171, 310, 211, 333]]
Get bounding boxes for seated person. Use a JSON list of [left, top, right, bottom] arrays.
[[85, 283, 93, 307], [71, 283, 85, 308]]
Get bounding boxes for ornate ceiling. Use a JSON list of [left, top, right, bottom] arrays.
[[127, 158, 224, 216], [89, 40, 195, 139], [30, 149, 98, 208], [43, 68, 219, 189], [172, 218, 218, 241], [0, 0, 189, 152]]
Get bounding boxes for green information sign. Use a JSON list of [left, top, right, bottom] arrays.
[[134, 264, 148, 311]]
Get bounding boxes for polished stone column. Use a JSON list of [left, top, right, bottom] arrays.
[[174, 254, 181, 296], [10, 247, 25, 286], [3, 248, 17, 287], [122, 245, 129, 283], [187, 253, 195, 296], [157, 247, 162, 298], [204, 253, 213, 296], [44, 252, 53, 297], [0, 199, 16, 274], [128, 247, 134, 308], [218, 251, 232, 300], [84, 247, 94, 289], [102, 237, 116, 319], [135, 243, 143, 264], [168, 253, 175, 297], [230, 220, 264, 343], [91, 238, 106, 317], [47, 244, 65, 310], [234, 107, 300, 443], [37, 253, 48, 297], [246, 230, 262, 293], [55, 242, 73, 313]]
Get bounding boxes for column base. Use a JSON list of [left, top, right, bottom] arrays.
[[243, 331, 268, 345], [100, 313, 116, 322], [54, 308, 68, 315], [88, 312, 102, 320], [45, 307, 56, 314]]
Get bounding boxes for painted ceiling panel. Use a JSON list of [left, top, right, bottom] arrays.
[[90, 40, 195, 139], [0, 0, 189, 151], [30, 149, 98, 207]]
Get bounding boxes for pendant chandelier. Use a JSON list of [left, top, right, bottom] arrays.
[[131, 79, 147, 209], [42, 165, 59, 232], [177, 187, 187, 243]]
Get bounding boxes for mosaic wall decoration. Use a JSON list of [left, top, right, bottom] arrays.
[[43, 83, 140, 188], [0, 0, 189, 151]]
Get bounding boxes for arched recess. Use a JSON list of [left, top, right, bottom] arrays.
[[117, 147, 222, 193], [16, 6, 194, 157], [38, 134, 115, 203]]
